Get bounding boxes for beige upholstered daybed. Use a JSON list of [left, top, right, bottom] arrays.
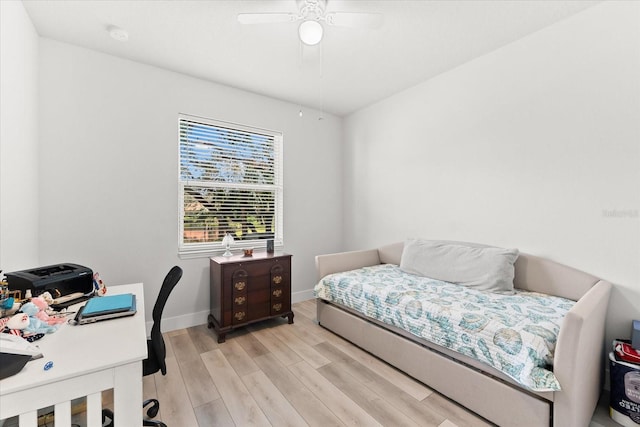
[[314, 240, 611, 427]]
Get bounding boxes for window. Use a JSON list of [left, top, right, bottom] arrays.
[[178, 114, 283, 256]]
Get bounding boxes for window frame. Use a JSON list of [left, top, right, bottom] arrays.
[[177, 113, 283, 258]]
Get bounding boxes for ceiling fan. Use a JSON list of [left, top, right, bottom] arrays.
[[237, 0, 383, 46]]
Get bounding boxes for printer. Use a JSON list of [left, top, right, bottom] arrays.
[[5, 263, 94, 308]]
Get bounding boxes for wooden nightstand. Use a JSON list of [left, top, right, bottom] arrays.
[[208, 252, 293, 343]]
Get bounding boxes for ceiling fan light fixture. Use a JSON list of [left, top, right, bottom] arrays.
[[299, 20, 323, 45]]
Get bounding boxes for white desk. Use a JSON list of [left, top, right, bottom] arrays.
[[0, 283, 147, 426]]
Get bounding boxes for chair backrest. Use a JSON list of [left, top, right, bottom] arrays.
[[149, 266, 182, 375]]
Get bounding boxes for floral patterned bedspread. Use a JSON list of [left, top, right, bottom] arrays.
[[314, 264, 576, 391]]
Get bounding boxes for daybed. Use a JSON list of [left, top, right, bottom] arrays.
[[314, 241, 611, 427]]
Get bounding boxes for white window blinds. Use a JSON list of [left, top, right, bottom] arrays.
[[178, 114, 283, 256]]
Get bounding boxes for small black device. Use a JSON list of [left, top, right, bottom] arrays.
[[266, 239, 274, 253], [5, 263, 93, 308]]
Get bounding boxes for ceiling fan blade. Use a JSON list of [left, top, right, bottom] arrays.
[[325, 12, 383, 29], [237, 13, 297, 25]]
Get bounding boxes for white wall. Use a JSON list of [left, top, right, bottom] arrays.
[[38, 39, 343, 329], [0, 0, 40, 272], [343, 0, 639, 348]]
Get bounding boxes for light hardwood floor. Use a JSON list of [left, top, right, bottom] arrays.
[[3, 299, 616, 427], [138, 299, 494, 427]]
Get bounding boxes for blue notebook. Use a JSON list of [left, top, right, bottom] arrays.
[[75, 293, 136, 324]]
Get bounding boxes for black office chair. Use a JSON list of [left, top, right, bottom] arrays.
[[102, 266, 183, 427]]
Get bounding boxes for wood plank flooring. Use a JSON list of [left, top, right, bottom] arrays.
[[0, 299, 616, 427], [139, 299, 493, 427]]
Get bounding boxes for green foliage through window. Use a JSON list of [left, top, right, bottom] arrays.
[[179, 115, 283, 253]]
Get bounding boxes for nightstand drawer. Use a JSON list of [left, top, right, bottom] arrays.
[[232, 269, 248, 294]]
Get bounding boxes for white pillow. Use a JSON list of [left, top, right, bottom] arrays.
[[399, 239, 519, 294]]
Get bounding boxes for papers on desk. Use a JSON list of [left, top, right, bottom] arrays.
[[0, 333, 42, 357], [52, 292, 85, 305], [0, 334, 43, 380]]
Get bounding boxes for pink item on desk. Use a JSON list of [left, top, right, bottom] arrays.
[[30, 297, 67, 325]]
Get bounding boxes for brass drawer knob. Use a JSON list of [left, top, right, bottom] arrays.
[[273, 275, 282, 285], [234, 296, 246, 305], [272, 303, 282, 312], [234, 311, 246, 321], [234, 281, 246, 291], [272, 289, 282, 298]]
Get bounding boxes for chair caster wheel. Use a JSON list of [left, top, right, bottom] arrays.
[[143, 398, 160, 418], [101, 409, 114, 427]]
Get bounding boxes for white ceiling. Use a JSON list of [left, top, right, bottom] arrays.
[[22, 0, 599, 117]]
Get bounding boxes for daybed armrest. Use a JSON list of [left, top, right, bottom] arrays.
[[315, 249, 381, 280], [553, 279, 612, 427]]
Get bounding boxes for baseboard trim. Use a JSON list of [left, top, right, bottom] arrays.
[[292, 288, 314, 303], [148, 290, 316, 334], [146, 309, 210, 335]]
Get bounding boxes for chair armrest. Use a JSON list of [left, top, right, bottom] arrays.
[[315, 249, 381, 280]]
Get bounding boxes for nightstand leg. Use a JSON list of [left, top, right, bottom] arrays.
[[217, 332, 226, 343], [208, 314, 227, 343]]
